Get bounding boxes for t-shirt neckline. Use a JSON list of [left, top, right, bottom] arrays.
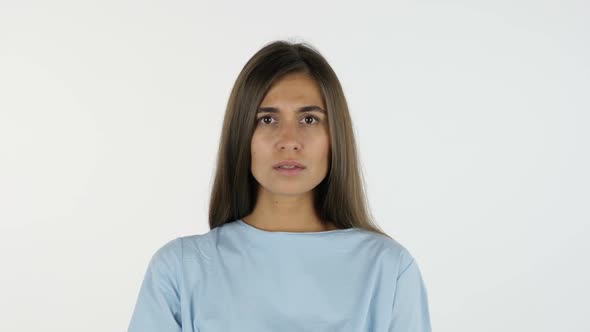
[[236, 219, 357, 236]]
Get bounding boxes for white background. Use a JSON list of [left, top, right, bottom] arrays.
[[1, 1, 588, 331]]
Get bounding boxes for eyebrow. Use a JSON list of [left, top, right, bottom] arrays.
[[256, 105, 326, 114]]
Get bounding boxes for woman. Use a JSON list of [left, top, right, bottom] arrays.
[[128, 40, 432, 331]]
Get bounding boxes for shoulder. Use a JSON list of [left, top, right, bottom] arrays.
[[152, 233, 212, 259], [356, 229, 417, 277], [149, 225, 229, 265], [146, 237, 183, 273]]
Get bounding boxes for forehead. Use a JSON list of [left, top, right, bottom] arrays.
[[260, 72, 324, 107]]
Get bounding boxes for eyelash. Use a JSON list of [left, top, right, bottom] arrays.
[[256, 115, 321, 126]]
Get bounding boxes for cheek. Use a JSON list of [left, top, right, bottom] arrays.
[[319, 130, 331, 151], [250, 133, 260, 154], [250, 134, 266, 164]]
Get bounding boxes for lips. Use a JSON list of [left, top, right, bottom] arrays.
[[273, 160, 306, 169], [274, 163, 305, 176]]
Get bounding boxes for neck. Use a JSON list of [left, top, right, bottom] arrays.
[[242, 188, 336, 232]]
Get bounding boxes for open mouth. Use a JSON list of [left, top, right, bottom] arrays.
[[274, 166, 305, 176]]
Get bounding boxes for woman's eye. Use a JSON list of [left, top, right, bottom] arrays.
[[256, 115, 320, 125], [257, 116, 275, 125], [303, 115, 320, 124]]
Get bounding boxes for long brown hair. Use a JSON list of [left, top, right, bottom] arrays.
[[208, 39, 390, 238]]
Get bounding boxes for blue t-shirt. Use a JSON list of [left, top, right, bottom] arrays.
[[128, 219, 431, 331]]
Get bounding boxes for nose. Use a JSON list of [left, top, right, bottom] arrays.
[[276, 123, 302, 151]]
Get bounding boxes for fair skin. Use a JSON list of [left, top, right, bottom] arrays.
[[241, 71, 339, 233]]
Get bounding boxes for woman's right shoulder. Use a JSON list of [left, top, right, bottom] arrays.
[[177, 230, 217, 261], [147, 229, 215, 265]]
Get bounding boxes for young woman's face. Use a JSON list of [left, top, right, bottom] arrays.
[[250, 71, 330, 196]]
